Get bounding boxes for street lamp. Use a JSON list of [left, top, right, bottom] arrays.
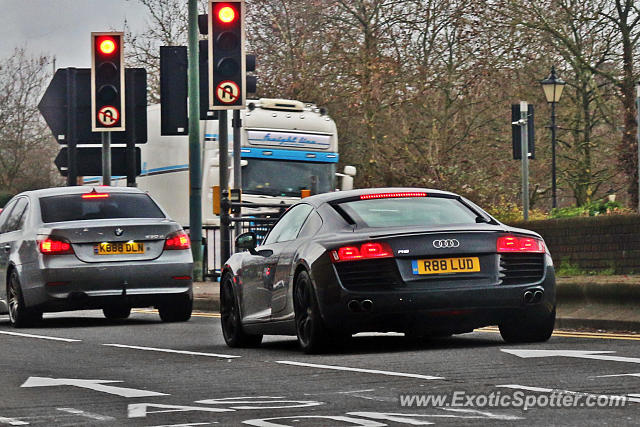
[[540, 66, 565, 209]]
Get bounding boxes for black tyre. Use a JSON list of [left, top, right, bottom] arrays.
[[7, 271, 42, 328], [294, 271, 330, 354], [499, 306, 556, 343], [158, 294, 193, 322], [103, 305, 131, 320], [220, 275, 262, 348]]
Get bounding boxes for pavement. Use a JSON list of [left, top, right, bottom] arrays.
[[193, 275, 640, 332]]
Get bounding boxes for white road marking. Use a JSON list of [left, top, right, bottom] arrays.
[[595, 373, 640, 378], [502, 348, 640, 364], [275, 361, 444, 380], [196, 396, 323, 410], [0, 330, 80, 342], [243, 415, 386, 427], [149, 424, 215, 427], [128, 403, 233, 418], [0, 416, 28, 426], [56, 408, 114, 421], [103, 343, 240, 359], [21, 377, 167, 398], [497, 384, 640, 404]]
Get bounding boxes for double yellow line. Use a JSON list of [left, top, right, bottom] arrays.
[[478, 326, 640, 341], [132, 308, 220, 318]]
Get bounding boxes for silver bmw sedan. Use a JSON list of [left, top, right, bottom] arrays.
[[0, 186, 193, 327]]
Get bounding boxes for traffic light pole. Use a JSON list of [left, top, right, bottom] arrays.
[[233, 109, 242, 236], [219, 110, 231, 263], [188, 0, 203, 281], [520, 101, 529, 221], [66, 68, 78, 186], [102, 132, 111, 185]]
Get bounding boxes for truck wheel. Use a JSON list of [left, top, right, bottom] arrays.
[[499, 306, 556, 343], [7, 271, 42, 328], [158, 294, 192, 322], [220, 275, 262, 347]]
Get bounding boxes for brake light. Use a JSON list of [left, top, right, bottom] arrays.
[[164, 231, 191, 250], [39, 238, 74, 255], [331, 242, 393, 262], [82, 193, 109, 199], [360, 192, 427, 200], [497, 235, 545, 253]]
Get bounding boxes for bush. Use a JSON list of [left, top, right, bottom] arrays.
[[486, 197, 547, 223], [550, 200, 630, 218]]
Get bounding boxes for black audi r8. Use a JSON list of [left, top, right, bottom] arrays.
[[220, 188, 556, 353]]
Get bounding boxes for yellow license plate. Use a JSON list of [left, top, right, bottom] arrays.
[[412, 257, 480, 275], [95, 242, 145, 255]]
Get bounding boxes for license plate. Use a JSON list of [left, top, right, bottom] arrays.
[[95, 242, 145, 255], [412, 257, 480, 275]]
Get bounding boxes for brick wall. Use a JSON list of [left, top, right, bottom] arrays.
[[510, 215, 640, 274]]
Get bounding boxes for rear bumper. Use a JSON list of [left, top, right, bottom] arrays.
[[20, 253, 193, 311], [317, 265, 556, 334]]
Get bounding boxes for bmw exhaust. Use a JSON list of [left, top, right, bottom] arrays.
[[361, 299, 373, 312]]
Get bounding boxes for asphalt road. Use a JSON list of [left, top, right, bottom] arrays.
[[0, 310, 639, 426]]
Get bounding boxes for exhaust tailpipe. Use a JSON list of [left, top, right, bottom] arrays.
[[523, 290, 534, 304], [347, 300, 361, 312], [532, 290, 544, 303], [361, 299, 373, 312]]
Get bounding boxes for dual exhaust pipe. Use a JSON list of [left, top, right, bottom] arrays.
[[523, 289, 544, 305], [348, 299, 373, 313]]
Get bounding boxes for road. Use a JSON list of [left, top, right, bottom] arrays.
[[0, 310, 639, 426]]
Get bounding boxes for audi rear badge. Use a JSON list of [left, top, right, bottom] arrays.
[[433, 239, 460, 248]]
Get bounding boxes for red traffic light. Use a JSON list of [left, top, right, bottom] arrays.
[[98, 37, 117, 55], [217, 5, 236, 23]]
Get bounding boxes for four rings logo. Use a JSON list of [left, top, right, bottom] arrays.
[[432, 239, 460, 248]]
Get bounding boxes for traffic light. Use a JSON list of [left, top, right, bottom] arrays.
[[91, 32, 125, 131], [208, 0, 245, 110]]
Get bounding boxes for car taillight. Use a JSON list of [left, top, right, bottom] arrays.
[[497, 235, 545, 253], [331, 242, 393, 262], [82, 192, 109, 199], [164, 231, 191, 250], [39, 238, 74, 255], [360, 192, 427, 200]]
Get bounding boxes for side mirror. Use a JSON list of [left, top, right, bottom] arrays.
[[235, 232, 258, 255]]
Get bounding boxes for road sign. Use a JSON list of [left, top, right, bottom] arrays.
[[38, 68, 147, 145], [55, 147, 141, 177], [216, 81, 240, 104], [97, 106, 120, 127]]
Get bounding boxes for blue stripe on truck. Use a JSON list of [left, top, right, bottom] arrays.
[[240, 147, 339, 163]]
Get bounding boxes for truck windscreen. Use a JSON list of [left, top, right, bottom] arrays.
[[242, 159, 336, 197]]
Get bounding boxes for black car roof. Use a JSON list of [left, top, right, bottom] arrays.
[[299, 187, 459, 207]]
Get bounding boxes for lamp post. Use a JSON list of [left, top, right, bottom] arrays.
[[540, 66, 566, 209]]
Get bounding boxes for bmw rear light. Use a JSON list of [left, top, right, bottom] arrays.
[[39, 237, 74, 255], [360, 192, 427, 200], [164, 231, 191, 250], [82, 192, 109, 199], [331, 242, 393, 262], [497, 235, 545, 253]]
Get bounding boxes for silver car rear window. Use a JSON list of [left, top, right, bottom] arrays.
[[338, 196, 478, 228], [40, 193, 165, 223]]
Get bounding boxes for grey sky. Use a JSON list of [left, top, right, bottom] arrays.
[[0, 0, 150, 68]]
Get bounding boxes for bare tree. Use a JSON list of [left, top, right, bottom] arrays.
[[0, 49, 61, 195]]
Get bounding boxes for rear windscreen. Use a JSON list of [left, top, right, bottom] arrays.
[[40, 193, 165, 223], [338, 197, 479, 228]]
